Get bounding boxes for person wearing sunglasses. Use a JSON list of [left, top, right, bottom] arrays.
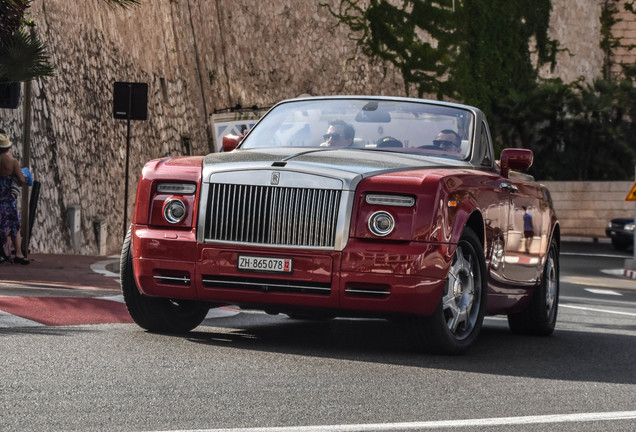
[[433, 129, 461, 153], [321, 120, 355, 147]]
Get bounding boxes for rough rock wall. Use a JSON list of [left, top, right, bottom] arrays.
[[1, 0, 209, 255], [0, 0, 622, 255], [541, 0, 604, 82]]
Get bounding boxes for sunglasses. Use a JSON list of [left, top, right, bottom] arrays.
[[324, 133, 342, 141], [433, 140, 457, 148]]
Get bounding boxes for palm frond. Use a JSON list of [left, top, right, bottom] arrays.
[[0, 0, 30, 41], [0, 27, 54, 82]]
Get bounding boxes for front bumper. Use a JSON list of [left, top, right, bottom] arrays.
[[606, 227, 635, 244], [131, 225, 450, 316]]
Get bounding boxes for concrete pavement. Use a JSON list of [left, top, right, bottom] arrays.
[[0, 253, 121, 296], [0, 253, 128, 327]]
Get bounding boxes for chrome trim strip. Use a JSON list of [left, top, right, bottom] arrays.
[[345, 289, 391, 296], [153, 275, 191, 284], [206, 169, 346, 189], [201, 278, 331, 293]]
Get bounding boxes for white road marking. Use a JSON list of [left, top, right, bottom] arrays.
[[584, 288, 622, 296], [561, 304, 636, 317], [153, 410, 636, 432], [95, 294, 125, 303], [561, 275, 636, 290], [90, 258, 120, 279], [561, 251, 628, 259], [0, 309, 43, 328]]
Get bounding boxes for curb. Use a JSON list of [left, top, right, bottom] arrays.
[[624, 269, 636, 280], [90, 255, 120, 278]]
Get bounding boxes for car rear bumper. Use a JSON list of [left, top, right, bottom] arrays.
[[131, 225, 450, 316]]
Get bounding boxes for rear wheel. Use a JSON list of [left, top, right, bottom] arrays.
[[507, 238, 559, 335], [416, 227, 487, 355], [121, 228, 209, 333]]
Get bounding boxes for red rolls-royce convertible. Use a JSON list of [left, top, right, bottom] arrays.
[[121, 96, 560, 354]]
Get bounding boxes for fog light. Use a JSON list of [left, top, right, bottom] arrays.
[[368, 211, 395, 237], [164, 199, 186, 224]]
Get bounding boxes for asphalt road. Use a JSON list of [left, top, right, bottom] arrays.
[[1, 241, 635, 432]]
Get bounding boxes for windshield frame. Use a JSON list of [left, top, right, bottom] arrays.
[[238, 96, 481, 162]]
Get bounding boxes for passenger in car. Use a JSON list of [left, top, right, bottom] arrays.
[[321, 120, 355, 147], [433, 129, 462, 153]]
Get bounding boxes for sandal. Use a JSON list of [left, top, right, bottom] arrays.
[[13, 257, 30, 265]]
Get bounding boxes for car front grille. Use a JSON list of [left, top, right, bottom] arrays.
[[203, 183, 342, 248]]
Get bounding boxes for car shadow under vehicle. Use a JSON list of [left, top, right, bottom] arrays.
[[165, 311, 636, 386]]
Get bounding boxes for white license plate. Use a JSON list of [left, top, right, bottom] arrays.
[[238, 255, 293, 273]]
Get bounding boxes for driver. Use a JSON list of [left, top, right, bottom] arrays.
[[321, 120, 355, 147], [433, 129, 462, 153]]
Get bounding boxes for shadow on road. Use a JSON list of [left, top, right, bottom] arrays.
[[179, 312, 636, 386]]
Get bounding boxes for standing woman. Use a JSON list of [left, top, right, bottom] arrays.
[[0, 133, 29, 264]]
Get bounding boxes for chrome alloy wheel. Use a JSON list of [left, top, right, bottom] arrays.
[[443, 245, 482, 340], [545, 249, 558, 322]]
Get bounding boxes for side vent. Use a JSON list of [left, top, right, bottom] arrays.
[[153, 270, 191, 286]]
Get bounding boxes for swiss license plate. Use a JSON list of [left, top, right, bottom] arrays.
[[238, 255, 293, 273]]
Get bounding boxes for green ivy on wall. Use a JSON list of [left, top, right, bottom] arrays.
[[323, 0, 557, 118], [324, 0, 636, 180]]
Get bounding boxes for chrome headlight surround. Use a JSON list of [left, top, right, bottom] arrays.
[[368, 211, 395, 237], [163, 198, 187, 224]]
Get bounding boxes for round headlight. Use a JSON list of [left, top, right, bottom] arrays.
[[368, 211, 395, 237], [164, 198, 186, 224]]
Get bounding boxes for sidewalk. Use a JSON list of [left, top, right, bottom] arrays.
[[0, 253, 121, 297]]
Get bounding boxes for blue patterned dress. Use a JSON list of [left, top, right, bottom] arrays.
[[0, 175, 20, 247]]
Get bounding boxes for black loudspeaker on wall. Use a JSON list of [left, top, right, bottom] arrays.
[[0, 82, 21, 109], [113, 82, 148, 120]]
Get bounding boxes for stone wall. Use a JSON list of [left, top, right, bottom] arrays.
[[543, 181, 635, 239], [611, 0, 636, 78], [0, 0, 629, 255]]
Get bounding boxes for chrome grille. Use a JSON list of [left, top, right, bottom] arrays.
[[204, 183, 342, 247]]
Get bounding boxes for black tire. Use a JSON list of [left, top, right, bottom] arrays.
[[507, 238, 559, 336], [416, 227, 487, 355], [121, 228, 209, 333]]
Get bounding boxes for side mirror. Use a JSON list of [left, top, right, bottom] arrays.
[[499, 148, 533, 178], [222, 134, 243, 152]]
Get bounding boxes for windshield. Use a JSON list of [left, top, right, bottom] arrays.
[[239, 98, 475, 160]]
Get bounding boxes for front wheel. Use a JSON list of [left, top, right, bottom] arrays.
[[507, 238, 559, 335], [121, 228, 209, 333], [416, 227, 487, 355]]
